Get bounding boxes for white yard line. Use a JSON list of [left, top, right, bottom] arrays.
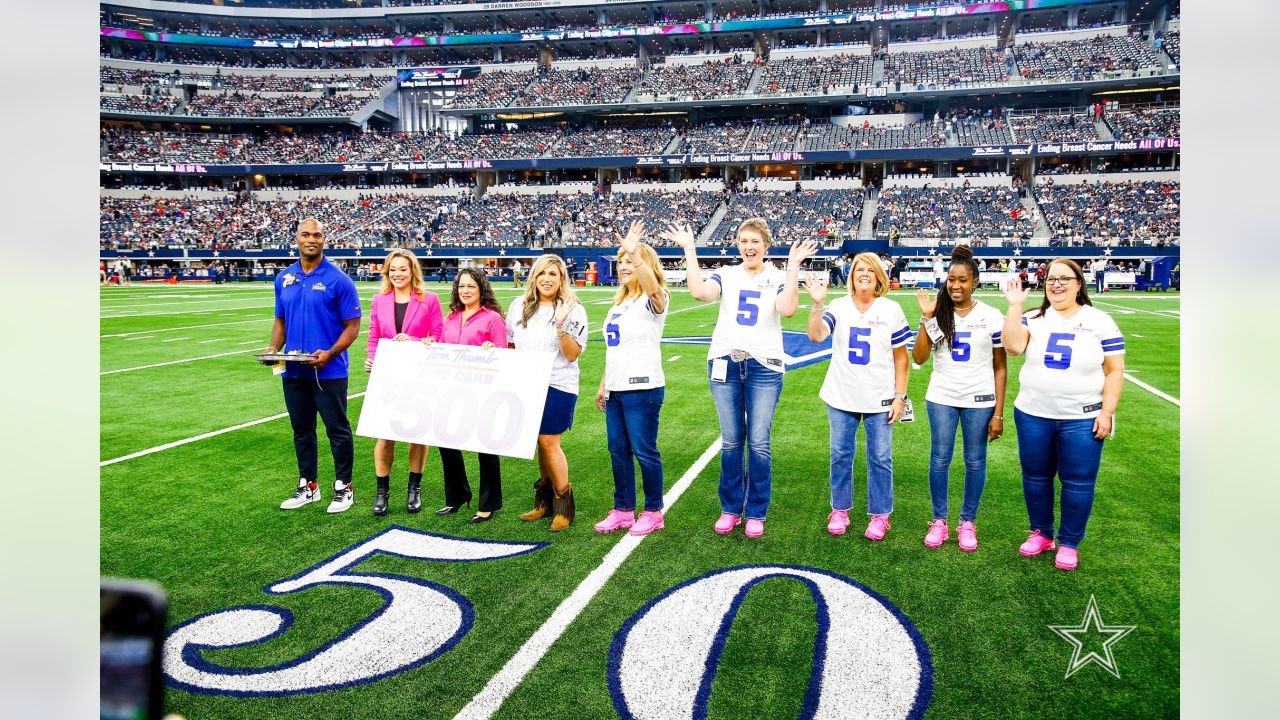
[[102, 319, 270, 338], [1092, 300, 1180, 318], [198, 338, 226, 344], [1125, 374, 1180, 406], [159, 337, 189, 343], [668, 355, 682, 362], [100, 392, 368, 466], [238, 340, 263, 345], [100, 349, 258, 375], [452, 437, 724, 720], [123, 336, 155, 341], [101, 295, 277, 310], [102, 304, 277, 319]]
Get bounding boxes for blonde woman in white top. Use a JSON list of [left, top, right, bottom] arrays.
[[593, 221, 670, 537], [508, 254, 589, 532]]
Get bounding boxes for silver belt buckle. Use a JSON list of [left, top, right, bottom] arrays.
[[729, 350, 750, 362]]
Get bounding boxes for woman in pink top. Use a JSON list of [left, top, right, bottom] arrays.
[[365, 249, 444, 517], [424, 268, 509, 523]]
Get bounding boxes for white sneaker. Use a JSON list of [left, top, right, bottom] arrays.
[[280, 479, 320, 510], [328, 481, 354, 513]]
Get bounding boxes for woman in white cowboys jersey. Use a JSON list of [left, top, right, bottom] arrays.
[[592, 221, 669, 538], [1001, 258, 1125, 571], [804, 252, 910, 542], [911, 245, 1008, 552], [665, 217, 818, 540]]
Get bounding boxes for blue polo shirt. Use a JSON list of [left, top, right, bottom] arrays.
[[273, 258, 362, 380]]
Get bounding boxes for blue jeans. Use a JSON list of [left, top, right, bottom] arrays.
[[925, 402, 994, 522], [1014, 408, 1105, 548], [606, 387, 665, 512], [827, 404, 894, 515], [708, 358, 784, 520]]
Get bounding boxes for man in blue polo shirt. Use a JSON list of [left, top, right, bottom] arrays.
[[264, 218, 362, 513]]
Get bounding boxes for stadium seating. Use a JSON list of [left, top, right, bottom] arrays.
[[757, 54, 874, 96], [716, 189, 866, 247], [1035, 179, 1180, 245], [1011, 34, 1161, 80], [876, 186, 1032, 239], [634, 60, 755, 101], [1009, 111, 1101, 142], [882, 46, 1010, 88], [100, 93, 181, 115], [1105, 107, 1180, 139]]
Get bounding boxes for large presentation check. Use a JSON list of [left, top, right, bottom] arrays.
[[356, 340, 555, 459]]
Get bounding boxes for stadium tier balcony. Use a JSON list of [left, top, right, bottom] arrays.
[[1035, 180, 1180, 246], [101, 66, 386, 92], [100, 93, 181, 115], [633, 59, 756, 102], [743, 123, 802, 152], [431, 192, 594, 247], [876, 186, 1032, 240], [950, 114, 1014, 146], [795, 119, 948, 150], [882, 46, 1010, 89], [446, 69, 533, 109], [572, 190, 722, 248], [1011, 34, 1161, 81], [510, 66, 643, 107], [1105, 107, 1180, 139], [1009, 111, 1101, 142], [674, 120, 755, 154], [716, 189, 866, 247], [757, 54, 874, 96], [1160, 32, 1180, 66], [186, 92, 319, 117], [437, 130, 564, 160], [552, 127, 676, 157]]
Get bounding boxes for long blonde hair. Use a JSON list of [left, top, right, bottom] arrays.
[[379, 248, 424, 298], [848, 251, 890, 298], [517, 254, 575, 328], [613, 242, 666, 305]]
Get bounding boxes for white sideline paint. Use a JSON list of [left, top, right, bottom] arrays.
[[159, 337, 189, 343], [101, 295, 276, 309], [1093, 300, 1180, 318], [102, 318, 269, 338], [1125, 374, 1180, 406], [668, 355, 681, 362], [124, 336, 155, 341], [238, 340, 262, 345], [101, 349, 258, 375], [103, 304, 277, 319], [100, 392, 368, 466], [452, 437, 723, 720], [199, 338, 226, 344]]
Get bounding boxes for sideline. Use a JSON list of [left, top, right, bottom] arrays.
[[1092, 300, 1180, 318], [100, 349, 259, 375], [1125, 373, 1180, 406]]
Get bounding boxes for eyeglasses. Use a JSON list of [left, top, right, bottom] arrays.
[[1044, 276, 1077, 286]]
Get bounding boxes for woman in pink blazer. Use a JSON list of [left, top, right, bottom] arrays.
[[365, 248, 444, 517]]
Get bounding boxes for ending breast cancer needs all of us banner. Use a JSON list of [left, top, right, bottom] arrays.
[[356, 340, 554, 460]]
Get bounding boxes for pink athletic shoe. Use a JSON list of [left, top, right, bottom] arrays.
[[827, 509, 850, 536], [1019, 530, 1056, 556], [865, 514, 891, 541], [744, 518, 765, 539], [629, 510, 665, 537], [923, 519, 948, 548], [594, 508, 634, 534], [957, 521, 978, 552], [1055, 546, 1079, 571], [714, 513, 741, 535]]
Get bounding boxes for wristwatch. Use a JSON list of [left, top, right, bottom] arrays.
[[893, 393, 908, 401]]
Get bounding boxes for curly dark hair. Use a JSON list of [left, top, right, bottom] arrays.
[[934, 245, 981, 349], [449, 267, 504, 315]]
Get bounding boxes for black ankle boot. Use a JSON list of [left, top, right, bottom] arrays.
[[373, 477, 390, 517], [407, 476, 422, 514]]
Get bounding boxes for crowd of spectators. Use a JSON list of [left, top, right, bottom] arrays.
[[797, 119, 948, 150], [432, 192, 592, 246], [552, 126, 675, 157], [186, 91, 319, 117], [307, 93, 377, 116], [1036, 179, 1180, 246], [950, 110, 1014, 145], [716, 189, 866, 246], [634, 58, 756, 101], [876, 186, 1032, 240], [1009, 111, 1101, 142], [440, 129, 563, 160], [572, 190, 721, 247], [513, 66, 643, 106], [1011, 34, 1161, 81], [100, 65, 387, 91], [743, 122, 802, 152], [446, 69, 533, 109], [1158, 31, 1180, 66], [674, 120, 755, 154], [882, 46, 1010, 88], [1105, 107, 1180, 139], [758, 54, 875, 96], [100, 93, 181, 115]]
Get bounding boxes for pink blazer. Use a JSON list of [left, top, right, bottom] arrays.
[[367, 290, 445, 360]]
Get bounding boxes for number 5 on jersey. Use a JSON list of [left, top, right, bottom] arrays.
[[736, 290, 761, 326]]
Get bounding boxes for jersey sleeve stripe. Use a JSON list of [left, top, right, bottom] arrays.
[[822, 311, 836, 333], [775, 284, 786, 295], [706, 273, 722, 287], [1020, 316, 1029, 326]]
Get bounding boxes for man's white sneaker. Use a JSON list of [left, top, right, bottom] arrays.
[[328, 481, 354, 513], [280, 479, 320, 510]]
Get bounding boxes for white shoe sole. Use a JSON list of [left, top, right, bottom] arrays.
[[280, 494, 320, 510], [327, 500, 354, 513]]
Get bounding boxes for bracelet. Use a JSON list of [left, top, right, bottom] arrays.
[[993, 415, 1003, 420], [1099, 409, 1115, 417]]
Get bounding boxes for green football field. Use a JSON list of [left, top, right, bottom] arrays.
[[100, 280, 1180, 719]]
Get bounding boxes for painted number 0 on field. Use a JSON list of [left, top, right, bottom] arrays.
[[163, 527, 546, 697], [609, 565, 933, 720]]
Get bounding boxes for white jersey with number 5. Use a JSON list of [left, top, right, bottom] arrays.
[[1015, 305, 1124, 419], [819, 295, 911, 413], [925, 301, 1004, 408], [706, 263, 787, 373], [603, 291, 668, 392]]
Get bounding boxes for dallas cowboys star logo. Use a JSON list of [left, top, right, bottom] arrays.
[[1103, 247, 1113, 256], [1049, 595, 1136, 679], [1012, 247, 1022, 256]]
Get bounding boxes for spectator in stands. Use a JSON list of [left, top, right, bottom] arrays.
[[268, 218, 363, 515], [1000, 260, 1125, 571], [427, 268, 508, 519], [364, 248, 444, 517], [510, 255, 589, 532]]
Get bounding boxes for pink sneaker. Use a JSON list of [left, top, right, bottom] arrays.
[[1019, 530, 1056, 556], [865, 514, 891, 541], [923, 519, 948, 548], [1055, 546, 1079, 571], [629, 510, 665, 537], [744, 518, 765, 539], [594, 508, 634, 534], [957, 521, 978, 552], [714, 513, 741, 535], [827, 509, 850, 536]]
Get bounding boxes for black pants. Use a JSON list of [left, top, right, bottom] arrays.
[[282, 376, 353, 485], [438, 448, 502, 512]]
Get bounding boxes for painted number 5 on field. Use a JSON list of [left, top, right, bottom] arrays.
[[356, 340, 554, 459]]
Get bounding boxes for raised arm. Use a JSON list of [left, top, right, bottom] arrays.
[[911, 287, 937, 365], [802, 271, 831, 343], [618, 220, 666, 313], [1000, 278, 1031, 355], [662, 222, 718, 302], [776, 239, 820, 318]]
